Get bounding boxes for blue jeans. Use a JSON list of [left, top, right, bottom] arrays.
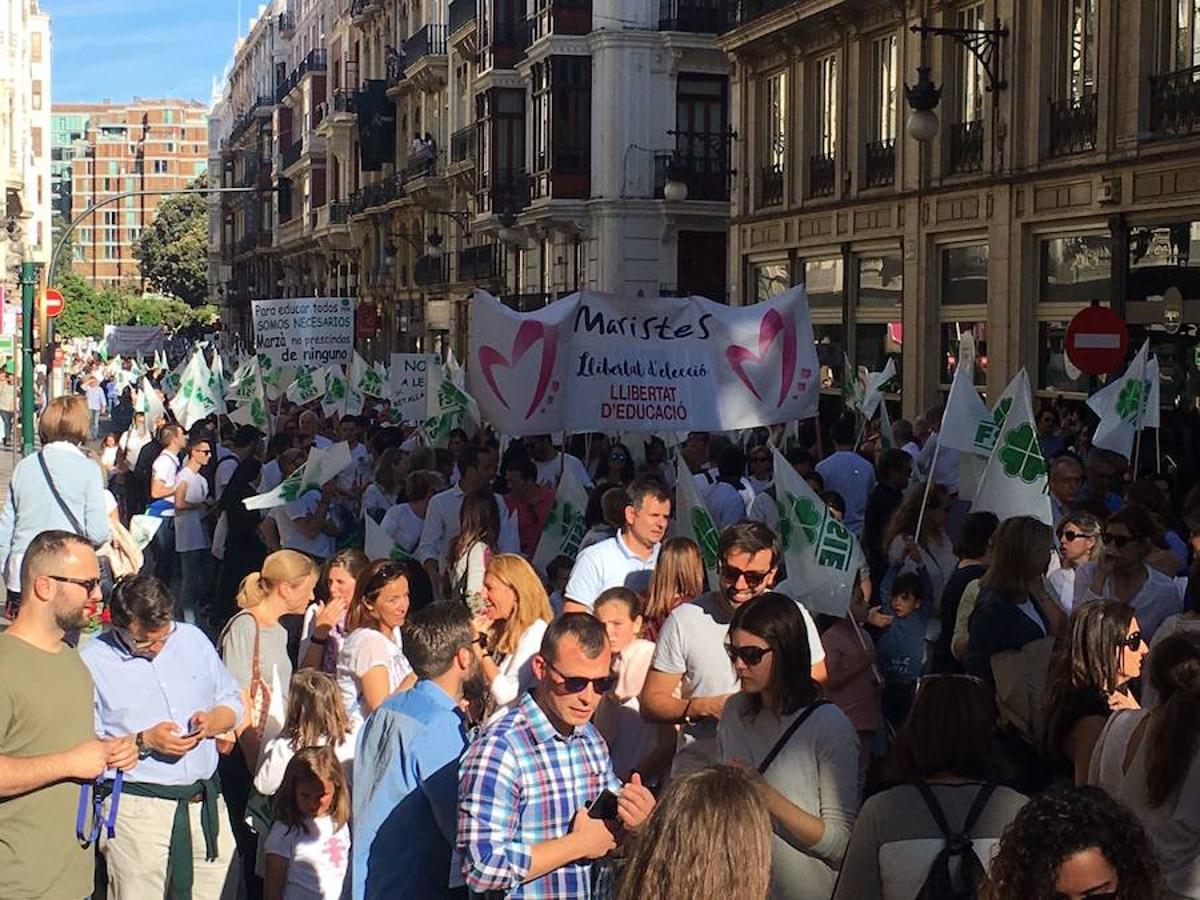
[[89, 409, 101, 440]]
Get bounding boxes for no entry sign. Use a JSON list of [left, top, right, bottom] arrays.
[[1065, 305, 1128, 375], [42, 288, 65, 319]]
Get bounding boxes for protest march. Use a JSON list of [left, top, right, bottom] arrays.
[[1, 284, 1198, 900]]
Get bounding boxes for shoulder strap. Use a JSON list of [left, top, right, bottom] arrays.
[[38, 451, 86, 537], [913, 781, 997, 841], [913, 781, 954, 839], [758, 700, 828, 774]]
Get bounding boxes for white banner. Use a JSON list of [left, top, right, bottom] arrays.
[[467, 287, 820, 435], [104, 325, 165, 357], [389, 353, 438, 422], [251, 297, 354, 368]]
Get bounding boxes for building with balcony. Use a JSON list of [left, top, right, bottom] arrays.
[[723, 0, 1200, 422]]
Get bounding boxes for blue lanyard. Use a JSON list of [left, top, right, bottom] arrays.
[[76, 770, 123, 848]]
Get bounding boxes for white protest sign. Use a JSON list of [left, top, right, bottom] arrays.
[[389, 353, 438, 422], [252, 297, 355, 368], [467, 287, 820, 436]]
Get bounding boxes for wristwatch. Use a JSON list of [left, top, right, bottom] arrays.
[[135, 731, 152, 760]]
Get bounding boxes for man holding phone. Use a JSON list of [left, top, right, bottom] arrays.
[[458, 613, 656, 898], [81, 574, 243, 899]]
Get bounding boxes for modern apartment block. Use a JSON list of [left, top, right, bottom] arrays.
[[57, 98, 209, 291], [211, 0, 732, 361], [0, 0, 52, 295], [723, 0, 1200, 418]]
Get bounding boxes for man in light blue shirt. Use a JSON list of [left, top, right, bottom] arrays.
[[353, 602, 477, 900], [81, 575, 243, 900]]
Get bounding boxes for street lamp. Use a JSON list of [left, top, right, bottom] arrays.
[[904, 67, 942, 143], [903, 19, 1008, 143], [497, 207, 524, 247], [662, 157, 690, 202]]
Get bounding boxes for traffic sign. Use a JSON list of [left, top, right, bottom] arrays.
[[1065, 305, 1128, 375], [42, 288, 65, 319]]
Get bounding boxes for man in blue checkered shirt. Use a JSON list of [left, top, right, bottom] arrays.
[[457, 613, 656, 898]]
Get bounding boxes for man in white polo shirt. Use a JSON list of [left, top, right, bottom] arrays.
[[562, 478, 670, 613]]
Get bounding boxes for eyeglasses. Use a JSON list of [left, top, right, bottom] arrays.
[[1061, 530, 1097, 542], [1122, 631, 1143, 652], [725, 643, 773, 666], [46, 574, 102, 595], [1102, 532, 1135, 548], [547, 662, 616, 695], [119, 622, 177, 653], [721, 565, 772, 588]]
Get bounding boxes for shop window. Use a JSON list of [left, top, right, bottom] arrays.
[[1038, 321, 1091, 393], [941, 244, 988, 305], [1040, 234, 1111, 303], [939, 321, 988, 387], [1129, 222, 1200, 302], [804, 256, 843, 308], [751, 260, 788, 303]]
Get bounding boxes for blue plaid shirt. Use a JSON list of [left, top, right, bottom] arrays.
[[457, 691, 620, 898]]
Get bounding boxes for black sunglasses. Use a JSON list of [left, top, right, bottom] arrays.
[[721, 565, 772, 588], [1062, 529, 1097, 542], [725, 643, 773, 666], [548, 662, 616, 695], [1122, 631, 1143, 652], [47, 574, 102, 594], [1103, 532, 1135, 548]]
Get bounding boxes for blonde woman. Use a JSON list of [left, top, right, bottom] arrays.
[[470, 554, 553, 724], [644, 537, 706, 641]]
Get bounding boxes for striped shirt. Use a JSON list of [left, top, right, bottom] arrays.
[[457, 691, 620, 898]]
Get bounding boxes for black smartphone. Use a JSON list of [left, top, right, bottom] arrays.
[[587, 789, 620, 821]]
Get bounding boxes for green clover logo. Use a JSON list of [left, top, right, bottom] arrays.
[[1117, 380, 1143, 424], [328, 377, 346, 400], [998, 422, 1047, 484], [691, 509, 720, 570]]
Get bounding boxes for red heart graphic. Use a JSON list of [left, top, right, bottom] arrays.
[[725, 308, 797, 407], [478, 320, 557, 420]]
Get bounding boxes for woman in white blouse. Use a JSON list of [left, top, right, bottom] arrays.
[[379, 470, 445, 556], [470, 554, 553, 724], [335, 560, 418, 737]]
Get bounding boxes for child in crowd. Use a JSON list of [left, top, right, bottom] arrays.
[[264, 746, 352, 900], [872, 570, 930, 732], [592, 587, 676, 782], [546, 555, 573, 617], [255, 670, 354, 797]]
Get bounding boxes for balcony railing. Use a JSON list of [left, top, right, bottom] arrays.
[[386, 51, 406, 88], [526, 0, 592, 43], [278, 11, 295, 33], [330, 89, 356, 115], [414, 254, 450, 286], [652, 152, 729, 201], [403, 151, 441, 181], [948, 119, 984, 174], [863, 138, 895, 188], [449, 0, 476, 33], [1048, 94, 1098, 156], [809, 153, 835, 197], [281, 139, 303, 170], [482, 168, 531, 212], [404, 24, 448, 64], [450, 124, 476, 163], [758, 164, 784, 207], [228, 97, 274, 145], [1150, 65, 1200, 135], [348, 175, 406, 214], [276, 49, 329, 102], [457, 243, 500, 281], [329, 201, 350, 225], [351, 0, 381, 19], [725, 0, 792, 31], [657, 0, 732, 33]]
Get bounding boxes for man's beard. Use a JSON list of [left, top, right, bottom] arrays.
[[55, 605, 89, 632]]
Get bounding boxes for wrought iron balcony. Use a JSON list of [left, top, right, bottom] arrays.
[[948, 119, 984, 174], [1150, 65, 1200, 136], [1048, 94, 1097, 156], [863, 138, 895, 188], [725, 0, 792, 31], [348, 175, 406, 214], [351, 0, 381, 20], [281, 139, 303, 171], [403, 151, 441, 181], [329, 201, 350, 225], [457, 243, 500, 281], [331, 89, 356, 115], [449, 0, 476, 34], [652, 152, 729, 201], [450, 124, 476, 164], [278, 11, 295, 33], [758, 164, 784, 207], [276, 49, 328, 102], [414, 254, 450, 286], [809, 153, 835, 197], [657, 0, 732, 33], [481, 168, 531, 212], [386, 51, 406, 88], [404, 24, 448, 63]]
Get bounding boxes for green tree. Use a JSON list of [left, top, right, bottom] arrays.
[[133, 174, 209, 306], [55, 272, 129, 338]]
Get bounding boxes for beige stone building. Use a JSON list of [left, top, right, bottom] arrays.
[[723, 0, 1200, 418]]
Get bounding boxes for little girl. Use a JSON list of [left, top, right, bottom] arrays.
[[264, 746, 352, 900], [592, 587, 675, 782], [255, 670, 354, 797]]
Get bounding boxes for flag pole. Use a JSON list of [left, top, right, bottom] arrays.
[[913, 433, 943, 543]]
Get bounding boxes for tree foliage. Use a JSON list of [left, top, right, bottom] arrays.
[[54, 271, 217, 339], [133, 173, 209, 306]]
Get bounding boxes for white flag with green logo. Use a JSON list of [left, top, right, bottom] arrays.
[[878, 398, 894, 449], [168, 352, 220, 430], [243, 440, 353, 510], [207, 352, 228, 416], [770, 446, 863, 617], [351, 352, 386, 400], [365, 515, 414, 562], [858, 358, 896, 420], [937, 333, 993, 457], [971, 369, 1053, 526], [674, 455, 720, 585], [842, 353, 864, 410], [1087, 339, 1152, 460], [138, 376, 165, 428], [229, 363, 270, 435], [423, 362, 480, 446], [532, 462, 590, 574], [229, 357, 259, 403], [285, 366, 326, 406], [322, 364, 349, 419], [161, 357, 186, 400]]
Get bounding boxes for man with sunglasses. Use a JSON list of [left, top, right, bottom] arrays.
[[0, 531, 139, 900], [641, 521, 826, 776], [458, 614, 655, 898]]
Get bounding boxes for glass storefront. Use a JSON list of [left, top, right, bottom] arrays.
[[940, 320, 988, 387]]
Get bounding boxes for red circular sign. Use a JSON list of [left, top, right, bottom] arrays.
[[1065, 305, 1129, 375], [42, 288, 65, 319]]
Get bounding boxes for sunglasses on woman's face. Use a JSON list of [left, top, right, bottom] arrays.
[[1122, 631, 1143, 652], [1061, 530, 1097, 542], [725, 643, 773, 666], [1103, 532, 1135, 548]]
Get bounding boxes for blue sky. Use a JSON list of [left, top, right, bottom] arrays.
[[44, 0, 246, 104]]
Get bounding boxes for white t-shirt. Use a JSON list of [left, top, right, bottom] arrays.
[[119, 429, 150, 469], [379, 503, 424, 554], [174, 467, 211, 552], [485, 618, 548, 725], [336, 626, 413, 734], [253, 735, 355, 797], [271, 491, 335, 560], [361, 484, 398, 520], [534, 452, 593, 490], [264, 816, 351, 900], [151, 451, 181, 517], [815, 450, 876, 537], [651, 590, 825, 776], [706, 481, 751, 530], [336, 442, 371, 493]]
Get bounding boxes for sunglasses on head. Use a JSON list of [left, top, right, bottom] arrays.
[[721, 565, 772, 588], [725, 643, 773, 666], [1122, 631, 1143, 652], [1103, 532, 1135, 548], [547, 662, 616, 695], [365, 562, 407, 595], [1062, 529, 1097, 542]]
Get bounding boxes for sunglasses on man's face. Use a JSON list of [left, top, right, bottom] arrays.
[[721, 565, 772, 588], [547, 662, 616, 695], [1062, 530, 1097, 542], [725, 643, 773, 666], [1122, 631, 1143, 652], [1103, 532, 1135, 548]]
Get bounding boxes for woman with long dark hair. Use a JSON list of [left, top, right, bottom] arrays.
[[933, 511, 998, 673], [448, 488, 500, 612], [716, 592, 858, 899]]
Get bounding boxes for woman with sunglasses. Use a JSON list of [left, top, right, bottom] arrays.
[[1043, 600, 1147, 784], [335, 560, 418, 737], [717, 592, 858, 900], [596, 442, 636, 491], [1073, 506, 1184, 642], [1087, 632, 1200, 898], [1049, 513, 1102, 614]]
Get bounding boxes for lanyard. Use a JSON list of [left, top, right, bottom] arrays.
[[76, 769, 123, 848]]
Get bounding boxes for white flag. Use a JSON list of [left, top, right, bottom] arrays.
[[878, 398, 894, 449], [1087, 339, 1151, 460], [207, 352, 228, 416], [351, 352, 386, 400], [285, 366, 326, 406], [937, 333, 993, 457], [243, 441, 353, 511], [228, 363, 270, 435], [674, 455, 720, 584], [423, 362, 481, 447], [138, 376, 164, 428], [322, 364, 349, 419], [168, 352, 220, 430], [859, 357, 896, 420], [532, 462, 590, 574], [971, 370, 1053, 526], [364, 515, 414, 562], [770, 446, 864, 617]]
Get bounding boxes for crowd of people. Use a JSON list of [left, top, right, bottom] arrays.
[[0, 350, 1199, 900]]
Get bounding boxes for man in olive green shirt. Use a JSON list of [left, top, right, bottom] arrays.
[[0, 530, 138, 899]]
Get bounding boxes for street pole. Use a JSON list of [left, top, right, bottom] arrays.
[[19, 260, 38, 456]]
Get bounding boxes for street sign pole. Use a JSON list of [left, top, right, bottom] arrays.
[[19, 261, 38, 456]]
